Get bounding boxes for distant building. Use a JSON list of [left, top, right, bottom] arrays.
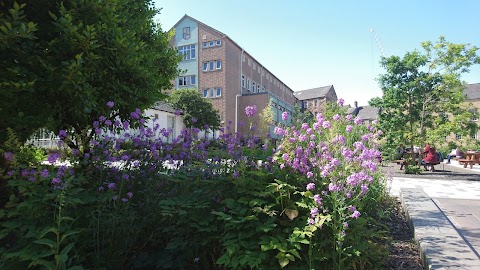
[[293, 85, 337, 115], [168, 15, 298, 137], [347, 101, 380, 125], [456, 83, 480, 141]]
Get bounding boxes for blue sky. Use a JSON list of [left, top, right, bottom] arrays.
[[153, 0, 480, 107]]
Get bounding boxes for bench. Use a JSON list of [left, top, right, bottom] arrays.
[[395, 159, 440, 171], [457, 159, 480, 169]]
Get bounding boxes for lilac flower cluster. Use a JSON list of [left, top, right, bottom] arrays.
[[274, 104, 382, 229]]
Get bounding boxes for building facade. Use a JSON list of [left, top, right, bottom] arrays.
[[169, 15, 297, 136], [294, 85, 337, 115]]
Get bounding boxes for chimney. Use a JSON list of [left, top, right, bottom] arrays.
[[354, 101, 358, 108]]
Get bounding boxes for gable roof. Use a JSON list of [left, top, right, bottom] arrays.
[[464, 83, 480, 100], [293, 85, 334, 101]]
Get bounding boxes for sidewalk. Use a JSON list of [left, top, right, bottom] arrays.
[[386, 162, 480, 269]]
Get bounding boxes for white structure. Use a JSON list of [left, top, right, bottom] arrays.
[[27, 101, 185, 148]]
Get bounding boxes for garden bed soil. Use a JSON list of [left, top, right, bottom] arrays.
[[384, 200, 423, 269]]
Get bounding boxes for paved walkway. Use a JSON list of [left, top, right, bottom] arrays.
[[387, 163, 480, 269]]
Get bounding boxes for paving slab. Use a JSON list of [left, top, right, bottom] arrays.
[[400, 188, 480, 269]]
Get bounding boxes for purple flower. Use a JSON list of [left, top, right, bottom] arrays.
[[107, 101, 114, 108], [58, 130, 67, 139], [322, 121, 331, 129], [122, 198, 128, 203], [348, 205, 357, 212], [51, 177, 61, 185], [232, 170, 240, 178], [99, 115, 106, 122], [108, 183, 116, 190], [351, 210, 361, 219], [274, 126, 284, 135], [313, 194, 322, 205], [3, 152, 13, 162], [333, 114, 341, 121], [127, 192, 133, 198], [346, 125, 353, 132], [245, 105, 257, 117], [282, 111, 288, 121], [337, 98, 344, 106], [306, 182, 315, 190], [48, 153, 61, 164], [354, 117, 362, 125], [105, 120, 112, 126], [306, 171, 314, 178], [282, 153, 289, 162], [343, 222, 349, 228], [175, 109, 182, 116], [40, 169, 49, 178], [346, 114, 353, 121], [310, 207, 319, 217]]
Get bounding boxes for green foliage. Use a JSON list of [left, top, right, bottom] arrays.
[[167, 88, 221, 130], [376, 37, 479, 154], [0, 0, 180, 148]]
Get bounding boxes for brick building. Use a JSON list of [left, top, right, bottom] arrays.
[[169, 15, 298, 137], [293, 85, 337, 115]]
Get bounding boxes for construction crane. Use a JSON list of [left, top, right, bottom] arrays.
[[369, 28, 385, 58]]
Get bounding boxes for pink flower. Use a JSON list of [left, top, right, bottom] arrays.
[[245, 105, 257, 117], [306, 182, 315, 190], [282, 111, 288, 121], [337, 98, 344, 106]]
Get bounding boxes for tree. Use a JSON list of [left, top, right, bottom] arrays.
[[375, 37, 479, 153], [0, 0, 180, 149], [167, 89, 221, 131]]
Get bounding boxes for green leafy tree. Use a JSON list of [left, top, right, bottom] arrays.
[[0, 0, 180, 150], [167, 89, 221, 130], [375, 37, 479, 153]]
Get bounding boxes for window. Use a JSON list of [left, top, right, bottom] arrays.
[[178, 75, 196, 86], [202, 60, 222, 72], [209, 41, 214, 47], [469, 109, 478, 121], [472, 130, 478, 140], [314, 100, 318, 106], [247, 78, 251, 91], [241, 75, 245, 88], [216, 40, 221, 46], [258, 66, 260, 73], [252, 82, 256, 93], [303, 101, 307, 108], [242, 55, 245, 62], [202, 42, 208, 48], [203, 88, 222, 98], [455, 134, 462, 140], [178, 44, 196, 60], [253, 63, 257, 69], [216, 87, 222, 97], [154, 114, 159, 120], [248, 59, 251, 66], [203, 89, 209, 98], [183, 27, 190, 39]]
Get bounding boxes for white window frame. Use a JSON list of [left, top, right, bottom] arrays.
[[252, 82, 256, 93], [247, 78, 251, 91], [216, 60, 221, 70], [216, 40, 221, 46], [203, 89, 209, 98], [216, 87, 222, 97], [241, 75, 245, 88], [178, 44, 196, 60], [178, 75, 196, 86]]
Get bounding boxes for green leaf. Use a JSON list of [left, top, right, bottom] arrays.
[[60, 242, 75, 256], [60, 230, 81, 243], [33, 238, 56, 248], [67, 266, 84, 270]]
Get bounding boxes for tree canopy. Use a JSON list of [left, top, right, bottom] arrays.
[[0, 0, 180, 148], [167, 89, 221, 130], [374, 37, 479, 151]]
